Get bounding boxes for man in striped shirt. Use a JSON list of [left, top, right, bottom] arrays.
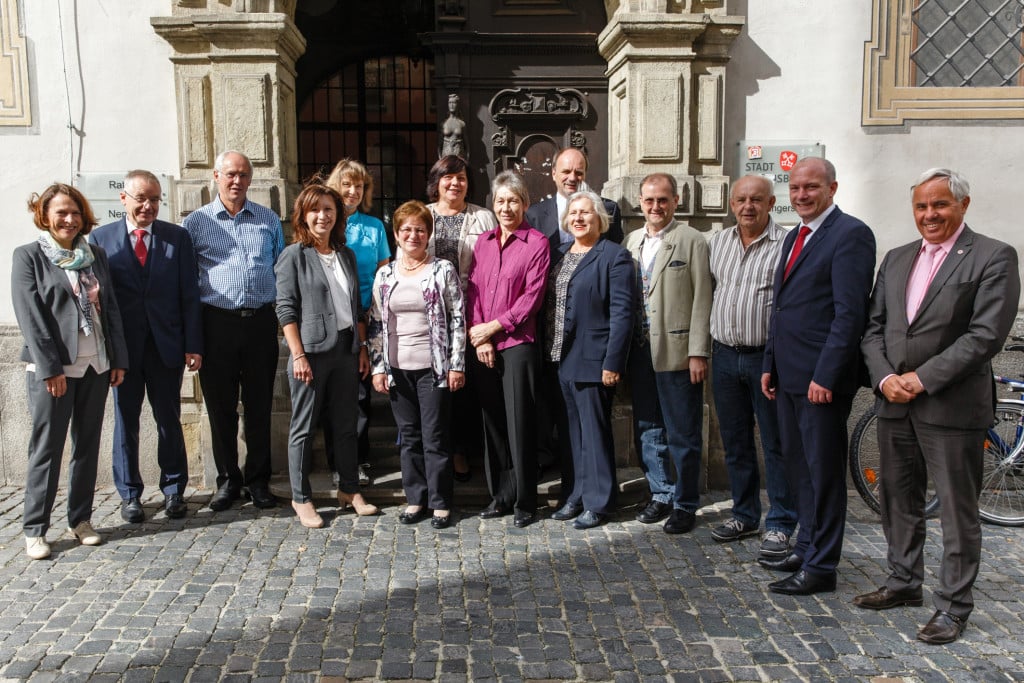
[[708, 175, 797, 562], [184, 150, 285, 512]]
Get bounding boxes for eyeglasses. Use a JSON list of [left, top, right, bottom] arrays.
[[123, 192, 162, 207]]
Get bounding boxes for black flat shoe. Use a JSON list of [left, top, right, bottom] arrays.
[[453, 469, 472, 483], [164, 494, 187, 519], [398, 507, 429, 524], [479, 504, 508, 519], [551, 501, 584, 521], [247, 487, 277, 509], [572, 510, 606, 529], [513, 512, 536, 528], [430, 514, 451, 529], [758, 552, 803, 573], [768, 569, 837, 596], [121, 497, 145, 523], [208, 485, 240, 512], [635, 500, 672, 524]]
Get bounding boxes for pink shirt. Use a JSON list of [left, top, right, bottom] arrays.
[[466, 224, 550, 351]]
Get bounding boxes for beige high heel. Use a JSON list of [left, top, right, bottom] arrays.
[[338, 491, 379, 516], [291, 501, 324, 528]]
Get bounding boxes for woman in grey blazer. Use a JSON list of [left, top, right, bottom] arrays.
[[12, 184, 129, 560], [276, 183, 376, 528]]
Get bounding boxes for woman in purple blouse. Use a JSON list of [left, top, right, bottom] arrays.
[[465, 171, 550, 528]]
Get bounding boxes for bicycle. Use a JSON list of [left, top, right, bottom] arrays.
[[849, 340, 1024, 526]]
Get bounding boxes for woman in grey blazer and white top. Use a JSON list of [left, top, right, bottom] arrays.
[[276, 183, 376, 528], [12, 184, 129, 560]]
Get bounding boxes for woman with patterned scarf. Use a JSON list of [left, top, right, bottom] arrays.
[[11, 183, 129, 560]]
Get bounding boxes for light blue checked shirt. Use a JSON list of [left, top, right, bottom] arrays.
[[183, 195, 285, 309]]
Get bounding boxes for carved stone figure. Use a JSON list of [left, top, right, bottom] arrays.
[[441, 93, 466, 159]]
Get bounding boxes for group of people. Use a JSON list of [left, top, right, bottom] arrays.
[[12, 148, 1020, 647]]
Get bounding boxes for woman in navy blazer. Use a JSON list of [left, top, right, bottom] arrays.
[[276, 183, 375, 528], [545, 191, 635, 529], [12, 184, 129, 559]]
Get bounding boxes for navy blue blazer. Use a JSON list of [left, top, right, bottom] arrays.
[[525, 195, 624, 255], [763, 207, 876, 396], [551, 239, 635, 382], [89, 218, 203, 369]]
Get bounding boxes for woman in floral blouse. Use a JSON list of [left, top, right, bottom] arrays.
[[368, 200, 465, 529]]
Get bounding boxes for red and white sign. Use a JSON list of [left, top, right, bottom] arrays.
[[779, 150, 798, 171]]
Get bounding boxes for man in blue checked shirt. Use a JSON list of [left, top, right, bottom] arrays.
[[184, 150, 285, 511]]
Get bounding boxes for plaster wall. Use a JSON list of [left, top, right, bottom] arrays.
[[725, 2, 1024, 264]]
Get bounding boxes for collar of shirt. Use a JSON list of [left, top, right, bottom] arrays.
[[644, 218, 676, 240], [918, 222, 965, 257], [213, 193, 253, 220], [125, 219, 152, 236], [724, 217, 785, 249], [484, 225, 534, 244], [799, 203, 837, 236]]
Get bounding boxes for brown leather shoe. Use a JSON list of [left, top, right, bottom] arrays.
[[852, 586, 923, 610], [917, 610, 966, 645]]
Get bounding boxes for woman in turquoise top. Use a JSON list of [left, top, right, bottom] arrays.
[[326, 159, 392, 485]]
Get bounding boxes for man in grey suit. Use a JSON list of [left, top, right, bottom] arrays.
[[857, 168, 1020, 644], [626, 173, 713, 534]]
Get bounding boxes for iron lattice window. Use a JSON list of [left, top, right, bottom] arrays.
[[911, 0, 1024, 86], [298, 56, 437, 225]]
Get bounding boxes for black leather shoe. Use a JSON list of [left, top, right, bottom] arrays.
[[572, 510, 606, 530], [479, 504, 508, 519], [635, 500, 672, 524], [398, 507, 429, 524], [853, 586, 924, 610], [513, 512, 536, 528], [247, 487, 277, 509], [453, 469, 472, 483], [758, 552, 804, 573], [430, 514, 451, 529], [551, 501, 584, 521], [917, 610, 966, 644], [121, 498, 145, 524], [768, 569, 837, 596], [164, 494, 187, 519], [209, 485, 240, 512], [663, 509, 696, 534]]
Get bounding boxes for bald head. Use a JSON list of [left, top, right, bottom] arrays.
[[551, 148, 588, 198]]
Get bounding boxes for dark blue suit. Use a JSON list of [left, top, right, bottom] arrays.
[[90, 219, 203, 499], [763, 206, 875, 576], [553, 239, 634, 513]]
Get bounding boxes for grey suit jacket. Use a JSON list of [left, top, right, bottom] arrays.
[[11, 241, 129, 378], [861, 225, 1021, 429], [275, 243, 362, 355], [625, 220, 712, 372]]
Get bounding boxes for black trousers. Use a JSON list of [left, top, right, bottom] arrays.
[[390, 367, 453, 511], [474, 343, 538, 514], [198, 305, 279, 490]]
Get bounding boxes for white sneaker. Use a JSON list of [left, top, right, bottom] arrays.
[[25, 536, 51, 560], [69, 521, 102, 546]]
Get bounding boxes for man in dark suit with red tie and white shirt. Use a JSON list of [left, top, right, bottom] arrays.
[[90, 170, 203, 523], [857, 168, 1019, 644], [760, 157, 876, 595]]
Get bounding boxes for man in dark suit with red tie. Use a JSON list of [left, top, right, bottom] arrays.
[[856, 169, 1019, 644], [760, 157, 876, 595], [90, 170, 203, 522]]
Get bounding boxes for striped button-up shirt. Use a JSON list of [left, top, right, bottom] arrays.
[[709, 218, 787, 347], [183, 195, 285, 309]]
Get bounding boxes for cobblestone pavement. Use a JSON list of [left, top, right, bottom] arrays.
[[0, 485, 1022, 682]]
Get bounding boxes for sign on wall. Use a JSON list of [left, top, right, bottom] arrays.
[[75, 173, 175, 224], [737, 141, 824, 225]]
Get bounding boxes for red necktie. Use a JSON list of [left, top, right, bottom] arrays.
[[783, 225, 811, 279], [133, 229, 148, 267]]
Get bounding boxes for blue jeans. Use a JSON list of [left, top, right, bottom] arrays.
[[710, 342, 797, 533], [629, 345, 703, 511]]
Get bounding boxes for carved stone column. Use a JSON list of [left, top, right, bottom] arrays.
[[598, 0, 743, 233], [151, 1, 306, 221]]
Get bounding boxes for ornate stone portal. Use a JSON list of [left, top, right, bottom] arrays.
[[598, 0, 743, 232]]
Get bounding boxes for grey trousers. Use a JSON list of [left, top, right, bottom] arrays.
[[878, 413, 985, 619], [286, 335, 359, 501], [24, 366, 110, 537]]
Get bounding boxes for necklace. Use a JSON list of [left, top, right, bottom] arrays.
[[316, 250, 336, 269], [400, 255, 428, 271]]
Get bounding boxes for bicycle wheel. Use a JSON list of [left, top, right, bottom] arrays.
[[978, 400, 1024, 526], [849, 407, 940, 517]]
